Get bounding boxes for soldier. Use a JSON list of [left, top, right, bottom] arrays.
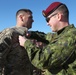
[[19, 2, 76, 75], [0, 8, 38, 75]]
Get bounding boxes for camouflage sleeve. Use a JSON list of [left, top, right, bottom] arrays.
[[24, 30, 76, 70], [45, 32, 56, 41]]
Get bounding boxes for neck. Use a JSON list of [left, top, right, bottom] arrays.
[[58, 21, 69, 31]]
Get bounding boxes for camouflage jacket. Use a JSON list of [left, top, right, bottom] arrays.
[[24, 24, 76, 75], [0, 27, 37, 75], [0, 27, 49, 75]]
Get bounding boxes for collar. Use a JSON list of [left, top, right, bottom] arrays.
[[57, 24, 75, 35]]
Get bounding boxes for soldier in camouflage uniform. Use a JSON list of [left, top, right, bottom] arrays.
[[0, 8, 40, 75], [0, 8, 34, 75], [19, 2, 76, 75]]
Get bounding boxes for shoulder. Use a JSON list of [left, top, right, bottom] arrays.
[[67, 26, 76, 35], [0, 28, 12, 34], [63, 25, 76, 35], [0, 27, 18, 38]]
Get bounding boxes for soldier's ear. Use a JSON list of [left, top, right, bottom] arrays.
[[57, 12, 63, 21], [19, 15, 23, 21]]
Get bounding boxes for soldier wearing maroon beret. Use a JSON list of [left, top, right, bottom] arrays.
[[19, 2, 76, 75]]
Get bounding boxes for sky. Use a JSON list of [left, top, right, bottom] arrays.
[[0, 0, 76, 33]]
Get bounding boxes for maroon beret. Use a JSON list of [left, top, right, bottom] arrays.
[[42, 2, 64, 17]]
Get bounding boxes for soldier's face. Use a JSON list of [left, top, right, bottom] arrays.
[[47, 13, 60, 32], [22, 13, 34, 29]]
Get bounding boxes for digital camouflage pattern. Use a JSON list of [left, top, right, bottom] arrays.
[[25, 30, 51, 75], [25, 30, 54, 75], [40, 32, 57, 75], [24, 24, 76, 75]]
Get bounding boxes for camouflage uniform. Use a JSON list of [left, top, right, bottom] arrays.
[[26, 31, 50, 75], [41, 32, 57, 75], [0, 27, 33, 75], [23, 24, 76, 75], [0, 27, 49, 75]]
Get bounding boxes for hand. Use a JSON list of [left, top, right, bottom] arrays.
[[33, 68, 45, 75], [36, 41, 44, 49], [31, 40, 46, 49], [19, 35, 27, 47]]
